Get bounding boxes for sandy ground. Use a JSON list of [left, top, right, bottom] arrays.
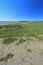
[[0, 37, 43, 65]]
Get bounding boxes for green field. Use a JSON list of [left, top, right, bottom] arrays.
[[0, 22, 43, 65], [0, 22, 43, 41]]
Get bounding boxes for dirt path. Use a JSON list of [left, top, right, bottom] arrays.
[[0, 37, 43, 65]]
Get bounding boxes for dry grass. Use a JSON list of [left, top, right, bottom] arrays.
[[16, 37, 26, 46], [19, 38, 26, 43], [0, 53, 14, 62], [26, 47, 32, 52]]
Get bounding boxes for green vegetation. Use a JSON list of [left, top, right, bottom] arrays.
[[3, 37, 17, 44], [0, 22, 43, 41], [16, 38, 26, 46]]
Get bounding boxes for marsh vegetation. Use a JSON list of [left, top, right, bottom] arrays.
[[0, 22, 43, 65]]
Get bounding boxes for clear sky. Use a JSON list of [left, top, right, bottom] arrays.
[[0, 0, 43, 21]]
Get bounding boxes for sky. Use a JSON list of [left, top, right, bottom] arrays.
[[0, 0, 43, 21]]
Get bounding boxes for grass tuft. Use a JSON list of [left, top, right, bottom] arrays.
[[0, 53, 14, 62], [19, 38, 26, 43], [3, 37, 17, 44], [16, 38, 26, 46], [26, 48, 32, 52]]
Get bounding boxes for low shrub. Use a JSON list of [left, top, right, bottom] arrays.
[[3, 37, 17, 44]]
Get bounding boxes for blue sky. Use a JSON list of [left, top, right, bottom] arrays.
[[0, 0, 43, 21]]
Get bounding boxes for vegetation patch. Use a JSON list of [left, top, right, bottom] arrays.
[[19, 38, 26, 43], [26, 47, 32, 52], [16, 38, 26, 46], [3, 37, 18, 44], [0, 53, 14, 62], [0, 22, 43, 40], [39, 50, 43, 55]]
